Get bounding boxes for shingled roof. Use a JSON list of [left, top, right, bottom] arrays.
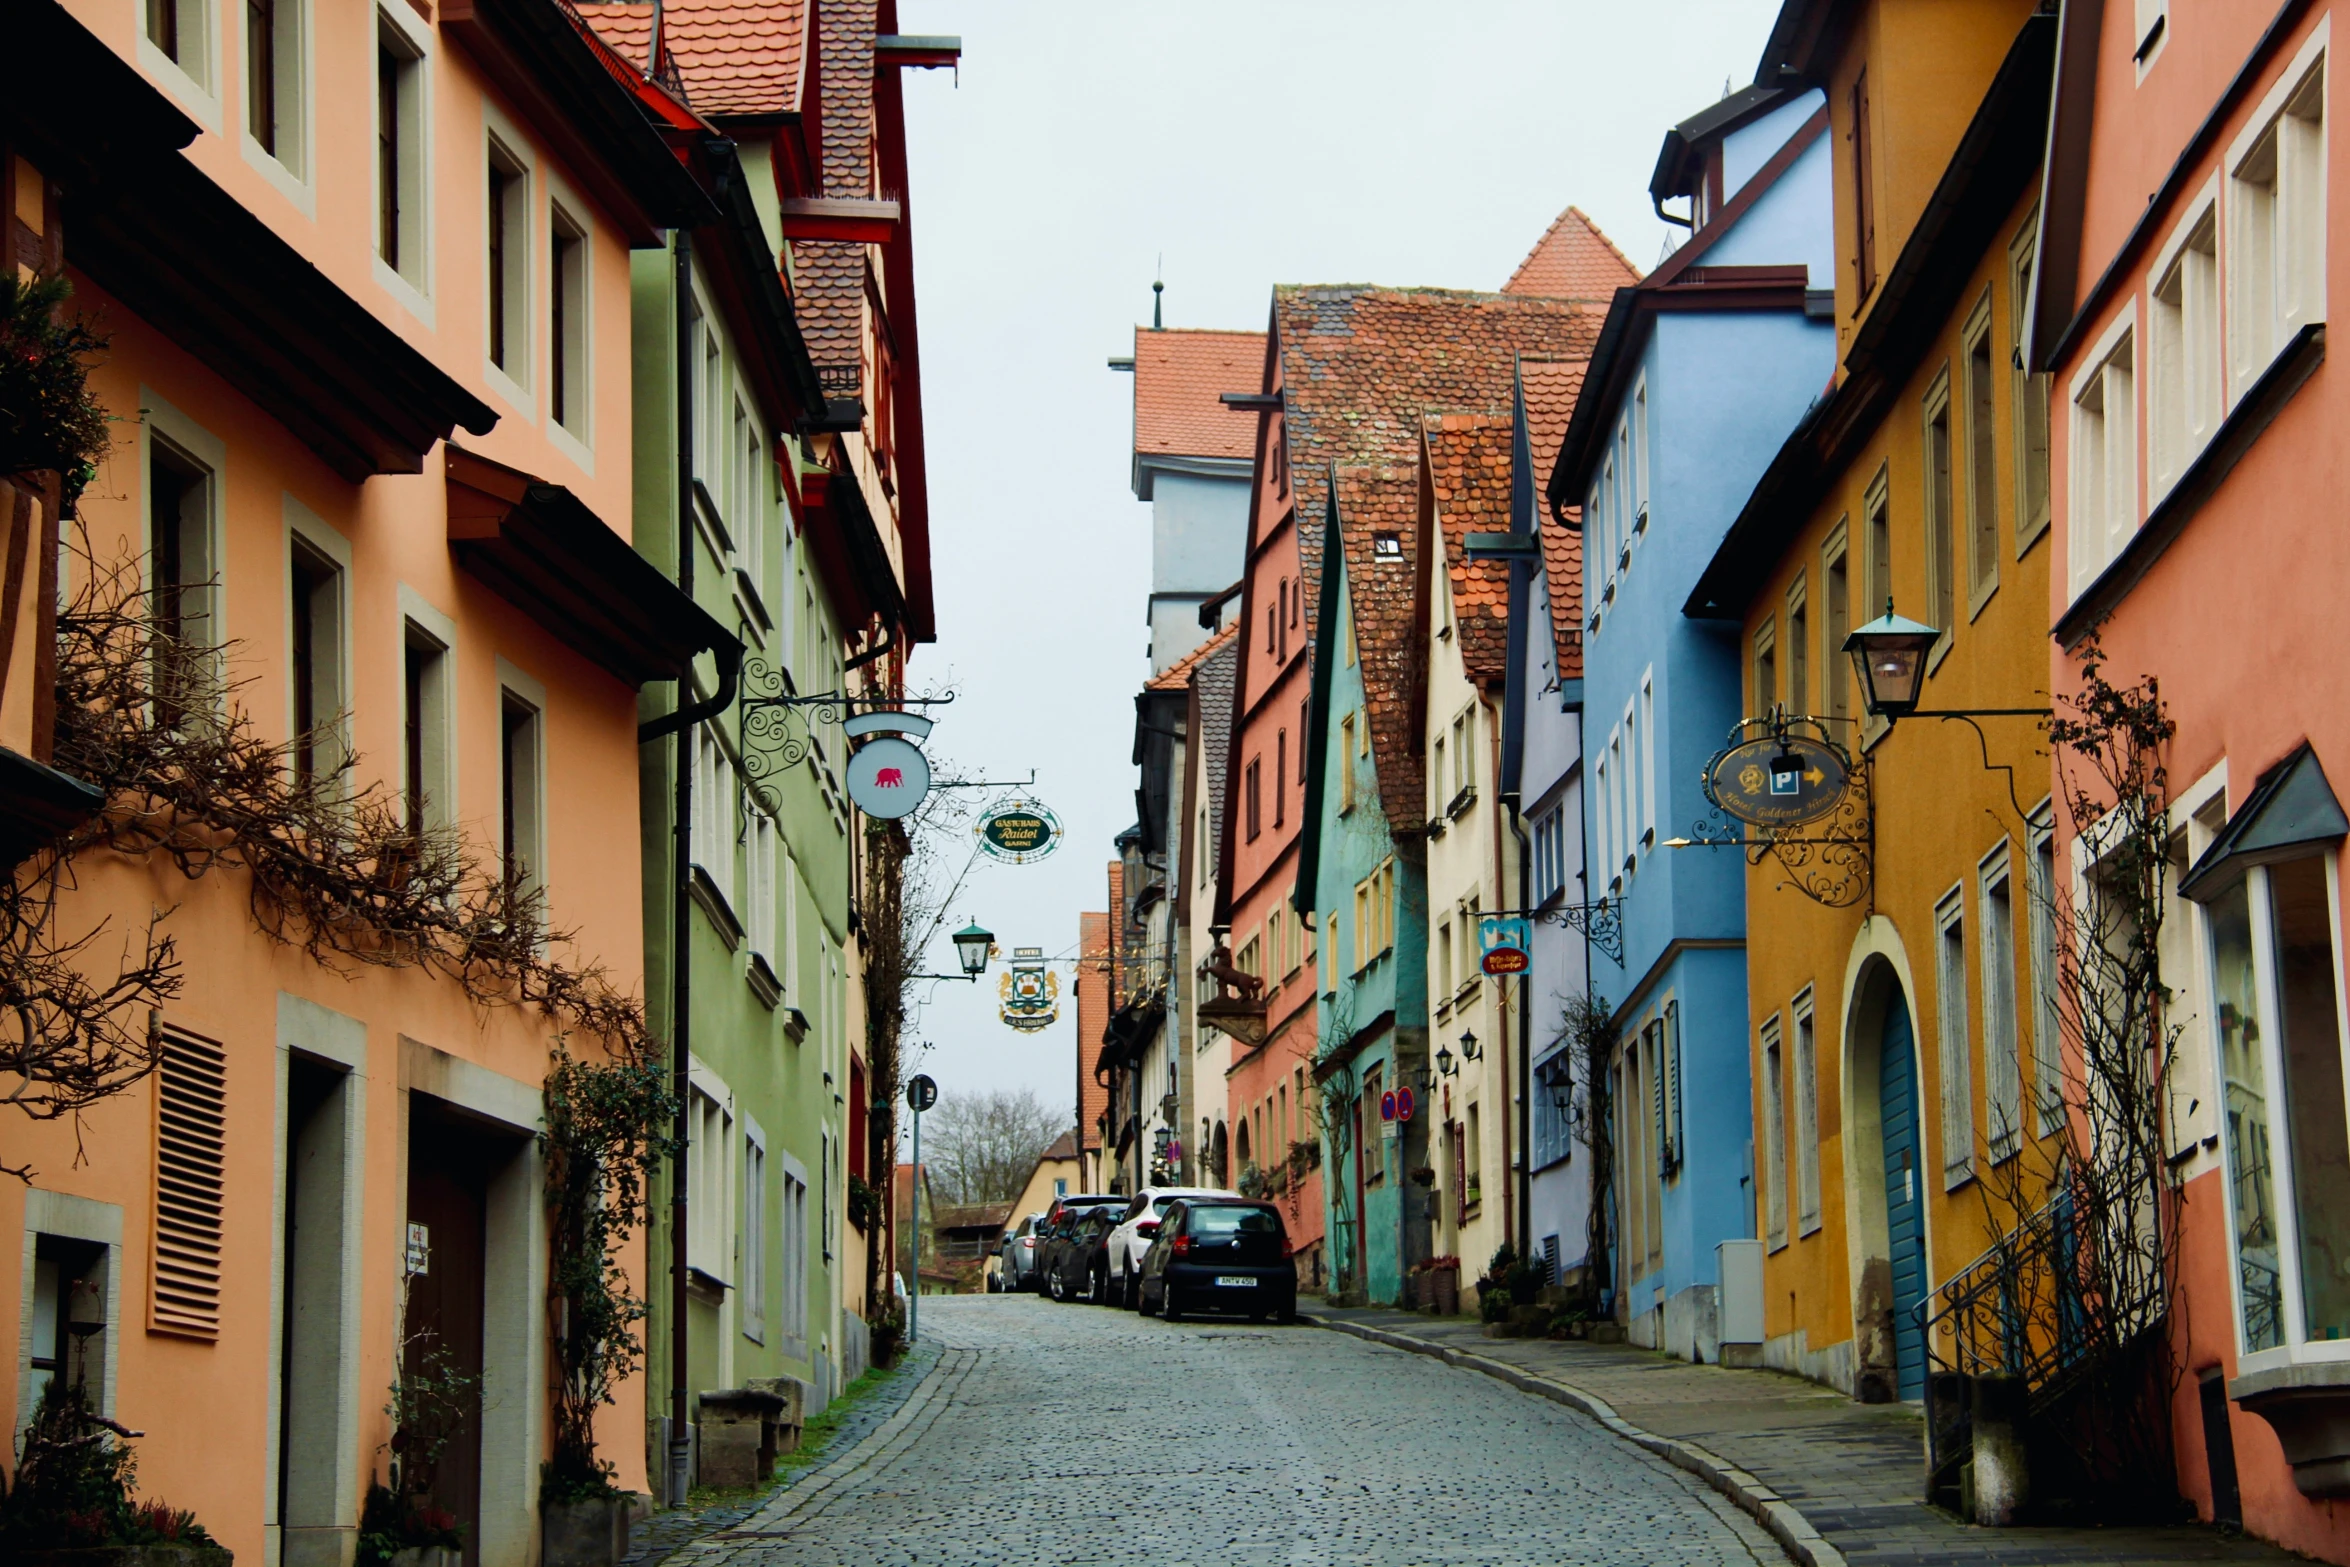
[[579, 0, 809, 117], [794, 0, 878, 373], [1133, 328, 1264, 464], [1419, 412, 1516, 689], [1503, 206, 1643, 300], [1274, 288, 1603, 656], [1330, 466, 1426, 834], [1521, 358, 1587, 681], [1194, 636, 1238, 886]]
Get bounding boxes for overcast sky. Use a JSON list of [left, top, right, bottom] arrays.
[[887, 1, 1779, 1144]]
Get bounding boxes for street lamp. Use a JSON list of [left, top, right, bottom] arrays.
[[1459, 1030, 1482, 1063], [1436, 1045, 1457, 1077], [950, 922, 995, 979], [1841, 605, 1940, 719]]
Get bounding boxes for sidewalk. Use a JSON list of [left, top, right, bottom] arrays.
[[1304, 1301, 2308, 1566]]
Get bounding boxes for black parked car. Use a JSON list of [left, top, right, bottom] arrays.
[[1035, 1194, 1124, 1297], [1049, 1207, 1120, 1303], [1138, 1199, 1297, 1322]]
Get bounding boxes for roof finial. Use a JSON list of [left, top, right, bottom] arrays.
[[1153, 259, 1164, 330]]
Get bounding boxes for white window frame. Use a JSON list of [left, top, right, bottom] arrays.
[[397, 585, 458, 841], [482, 105, 535, 414], [739, 1117, 766, 1343], [1793, 987, 1821, 1234], [141, 0, 221, 125], [140, 387, 228, 704], [373, 5, 434, 323], [2226, 28, 2329, 400], [2163, 764, 2230, 1169], [2133, 0, 2168, 81], [546, 181, 595, 469], [2147, 188, 2222, 503], [2027, 800, 2064, 1135], [1979, 842, 2023, 1164], [496, 657, 548, 915], [1936, 884, 1975, 1188], [239, 0, 314, 208], [1762, 1013, 1787, 1250], [2065, 311, 2137, 600], [285, 498, 353, 789]]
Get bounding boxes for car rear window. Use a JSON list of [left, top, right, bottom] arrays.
[[1186, 1206, 1284, 1240]]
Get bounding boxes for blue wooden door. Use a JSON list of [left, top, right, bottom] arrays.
[[1879, 997, 1928, 1399]]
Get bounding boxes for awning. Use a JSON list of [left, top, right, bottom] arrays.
[[445, 447, 736, 688], [2181, 744, 2348, 903]]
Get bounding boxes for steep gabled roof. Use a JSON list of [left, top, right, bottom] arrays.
[[1273, 288, 1603, 654], [794, 0, 878, 374], [1503, 206, 1643, 299], [579, 0, 811, 118], [1418, 412, 1516, 689], [1195, 637, 1238, 880], [1521, 358, 1587, 681], [1331, 465, 1427, 835], [1134, 329, 1264, 464]]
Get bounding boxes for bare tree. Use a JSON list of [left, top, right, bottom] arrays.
[[918, 1086, 1065, 1206]]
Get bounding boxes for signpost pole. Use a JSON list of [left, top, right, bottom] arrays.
[[910, 1103, 920, 1346]]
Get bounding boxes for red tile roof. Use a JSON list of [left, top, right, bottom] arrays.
[[1330, 465, 1427, 834], [1274, 288, 1603, 653], [1418, 413, 1516, 689], [578, 0, 809, 119], [1503, 206, 1644, 299], [1134, 329, 1266, 463], [1520, 358, 1586, 681], [793, 0, 880, 373], [1146, 619, 1239, 692]]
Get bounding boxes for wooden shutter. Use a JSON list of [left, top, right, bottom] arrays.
[[151, 1025, 227, 1337]]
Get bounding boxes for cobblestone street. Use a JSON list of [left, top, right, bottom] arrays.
[[663, 1295, 1786, 1566]]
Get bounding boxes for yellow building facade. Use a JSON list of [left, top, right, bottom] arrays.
[[1689, 0, 2054, 1403]]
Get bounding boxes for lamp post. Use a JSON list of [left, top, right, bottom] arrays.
[[1841, 603, 2051, 723], [909, 921, 997, 984]]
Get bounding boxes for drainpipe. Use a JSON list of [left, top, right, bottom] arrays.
[[1510, 800, 1534, 1271], [666, 226, 696, 1511], [1487, 699, 1515, 1257]]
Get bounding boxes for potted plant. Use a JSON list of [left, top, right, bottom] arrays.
[[0, 272, 111, 513], [0, 1379, 227, 1567], [360, 1338, 479, 1567], [1425, 1255, 1462, 1316], [357, 1484, 462, 1567], [1478, 1283, 1514, 1336]]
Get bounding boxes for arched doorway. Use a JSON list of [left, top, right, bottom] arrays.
[[1211, 1120, 1229, 1186], [1878, 994, 1929, 1399], [1841, 927, 1931, 1404]]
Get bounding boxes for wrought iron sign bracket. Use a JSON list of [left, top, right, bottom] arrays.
[[735, 654, 952, 814], [1487, 900, 1627, 966], [1669, 711, 1874, 909]]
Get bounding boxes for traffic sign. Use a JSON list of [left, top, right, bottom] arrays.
[[905, 1073, 938, 1112], [1379, 1090, 1397, 1122], [1395, 1086, 1416, 1122]]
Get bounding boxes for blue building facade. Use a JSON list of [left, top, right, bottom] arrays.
[[1298, 470, 1431, 1308], [1546, 84, 1835, 1358]]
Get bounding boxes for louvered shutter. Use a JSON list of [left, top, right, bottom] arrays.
[[151, 1026, 226, 1337]]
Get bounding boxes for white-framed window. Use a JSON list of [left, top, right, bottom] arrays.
[[692, 728, 734, 909], [243, 0, 307, 180], [1632, 379, 1650, 539], [2009, 219, 2053, 550], [1980, 845, 2023, 1163], [1961, 295, 1999, 604], [143, 0, 217, 105], [485, 128, 531, 395], [374, 9, 429, 300], [1533, 805, 1566, 904], [142, 392, 225, 724], [747, 811, 778, 968], [2028, 805, 2063, 1135], [2149, 198, 2221, 501], [739, 1122, 766, 1343], [1793, 989, 1821, 1233], [2067, 317, 2137, 597], [1638, 671, 1657, 846], [498, 669, 546, 910], [399, 594, 454, 841], [1936, 885, 1975, 1187], [2134, 0, 2168, 78], [735, 397, 765, 589], [287, 505, 350, 790], [2205, 849, 2350, 1358], [1613, 417, 1634, 572], [549, 200, 590, 443], [1762, 1013, 1787, 1249], [687, 1080, 733, 1287], [2227, 36, 2327, 398], [1621, 695, 1641, 871], [780, 1165, 809, 1340], [1922, 369, 1956, 634]]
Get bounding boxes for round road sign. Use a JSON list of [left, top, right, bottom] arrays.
[[906, 1073, 938, 1112]]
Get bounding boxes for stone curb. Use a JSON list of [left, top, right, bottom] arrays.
[[1302, 1313, 1848, 1567]]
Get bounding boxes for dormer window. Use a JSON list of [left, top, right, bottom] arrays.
[[1373, 533, 1401, 560]]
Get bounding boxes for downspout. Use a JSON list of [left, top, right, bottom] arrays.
[[1510, 798, 1533, 1269], [665, 226, 696, 1511], [1487, 698, 1514, 1257]]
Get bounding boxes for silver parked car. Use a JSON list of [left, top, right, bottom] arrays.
[[996, 1211, 1047, 1291]]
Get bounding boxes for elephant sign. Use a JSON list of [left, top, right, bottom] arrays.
[[846, 735, 931, 819]]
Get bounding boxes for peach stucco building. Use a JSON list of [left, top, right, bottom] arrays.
[[3, 3, 724, 1565], [2031, 0, 2350, 1554]]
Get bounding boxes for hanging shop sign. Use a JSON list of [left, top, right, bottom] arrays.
[[975, 799, 1061, 864], [1479, 915, 1532, 976], [1706, 732, 1849, 829], [846, 734, 932, 819], [998, 946, 1061, 1033]]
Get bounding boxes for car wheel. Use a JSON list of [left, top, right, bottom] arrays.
[[1139, 1279, 1158, 1317], [1091, 1265, 1108, 1304], [1163, 1289, 1185, 1322]]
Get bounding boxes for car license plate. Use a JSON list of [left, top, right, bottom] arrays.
[[1215, 1275, 1254, 1288]]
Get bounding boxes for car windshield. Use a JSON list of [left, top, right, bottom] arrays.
[[1186, 1206, 1283, 1241]]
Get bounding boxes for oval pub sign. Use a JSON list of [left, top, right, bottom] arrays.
[[976, 799, 1061, 864], [1706, 734, 1848, 829]]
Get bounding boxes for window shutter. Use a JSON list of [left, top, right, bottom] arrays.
[[152, 1025, 227, 1337]]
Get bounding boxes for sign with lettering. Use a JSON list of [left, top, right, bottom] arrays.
[[847, 735, 931, 819], [1706, 733, 1849, 829], [999, 947, 1060, 1033], [976, 799, 1061, 864], [1479, 915, 1532, 976]]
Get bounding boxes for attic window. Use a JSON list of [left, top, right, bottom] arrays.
[[1373, 533, 1402, 560]]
